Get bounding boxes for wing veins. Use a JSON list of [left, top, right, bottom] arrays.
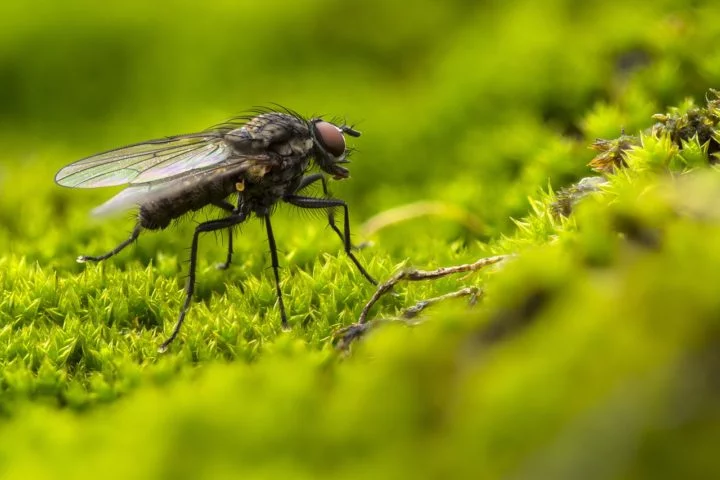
[[91, 156, 260, 217], [63, 142, 209, 186], [67, 138, 213, 170], [57, 134, 234, 188], [130, 141, 228, 184], [67, 133, 222, 166]]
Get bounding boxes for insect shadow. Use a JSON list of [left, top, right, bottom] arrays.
[[55, 107, 377, 352]]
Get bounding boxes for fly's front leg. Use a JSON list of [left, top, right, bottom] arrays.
[[283, 194, 377, 286], [77, 223, 142, 263], [159, 211, 247, 352], [295, 174, 344, 245]]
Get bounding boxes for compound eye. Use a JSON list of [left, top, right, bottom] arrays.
[[315, 121, 346, 157]]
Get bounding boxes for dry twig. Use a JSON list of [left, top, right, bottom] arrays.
[[334, 254, 512, 349]]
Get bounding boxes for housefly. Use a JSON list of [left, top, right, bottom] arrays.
[[55, 108, 377, 352]]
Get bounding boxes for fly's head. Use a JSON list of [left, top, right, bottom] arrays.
[[309, 119, 361, 180]]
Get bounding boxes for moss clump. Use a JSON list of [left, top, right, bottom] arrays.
[[4, 1, 720, 478]]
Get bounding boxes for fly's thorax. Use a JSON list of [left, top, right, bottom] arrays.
[[266, 135, 314, 158], [239, 153, 310, 215], [246, 164, 271, 182], [225, 112, 311, 155], [245, 154, 309, 188], [291, 136, 315, 156]]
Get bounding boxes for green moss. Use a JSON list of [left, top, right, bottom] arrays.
[[3, 0, 720, 478]]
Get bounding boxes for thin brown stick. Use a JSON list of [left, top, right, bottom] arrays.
[[358, 254, 510, 324], [333, 255, 512, 351], [334, 287, 486, 351], [401, 286, 481, 318]]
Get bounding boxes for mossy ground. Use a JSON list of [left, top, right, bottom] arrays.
[[2, 1, 720, 478]]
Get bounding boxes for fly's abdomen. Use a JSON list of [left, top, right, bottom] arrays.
[[139, 175, 237, 230]]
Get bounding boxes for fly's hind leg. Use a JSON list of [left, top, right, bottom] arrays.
[[159, 211, 248, 352], [216, 229, 234, 270], [77, 223, 142, 263], [212, 200, 236, 271]]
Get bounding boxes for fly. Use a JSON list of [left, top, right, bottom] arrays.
[[55, 107, 377, 352]]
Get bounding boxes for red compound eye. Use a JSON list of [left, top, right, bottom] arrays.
[[315, 121, 345, 157]]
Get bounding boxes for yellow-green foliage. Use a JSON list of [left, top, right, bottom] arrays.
[[2, 0, 720, 478]]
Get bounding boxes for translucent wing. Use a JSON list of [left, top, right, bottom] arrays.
[[90, 157, 270, 217], [55, 132, 234, 188], [91, 183, 161, 217]]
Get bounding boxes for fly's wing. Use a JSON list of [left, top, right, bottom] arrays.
[[90, 183, 159, 217], [55, 132, 235, 188], [90, 156, 272, 217]]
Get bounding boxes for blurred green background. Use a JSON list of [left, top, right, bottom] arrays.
[[2, 0, 720, 478], [4, 0, 718, 240]]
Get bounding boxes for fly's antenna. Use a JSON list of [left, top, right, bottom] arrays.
[[340, 125, 361, 137]]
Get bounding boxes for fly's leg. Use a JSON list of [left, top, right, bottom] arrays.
[[212, 200, 235, 271], [77, 223, 142, 263], [283, 195, 377, 286], [159, 212, 247, 353], [295, 174, 344, 245], [217, 229, 234, 270], [263, 214, 288, 329], [296, 173, 326, 191]]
